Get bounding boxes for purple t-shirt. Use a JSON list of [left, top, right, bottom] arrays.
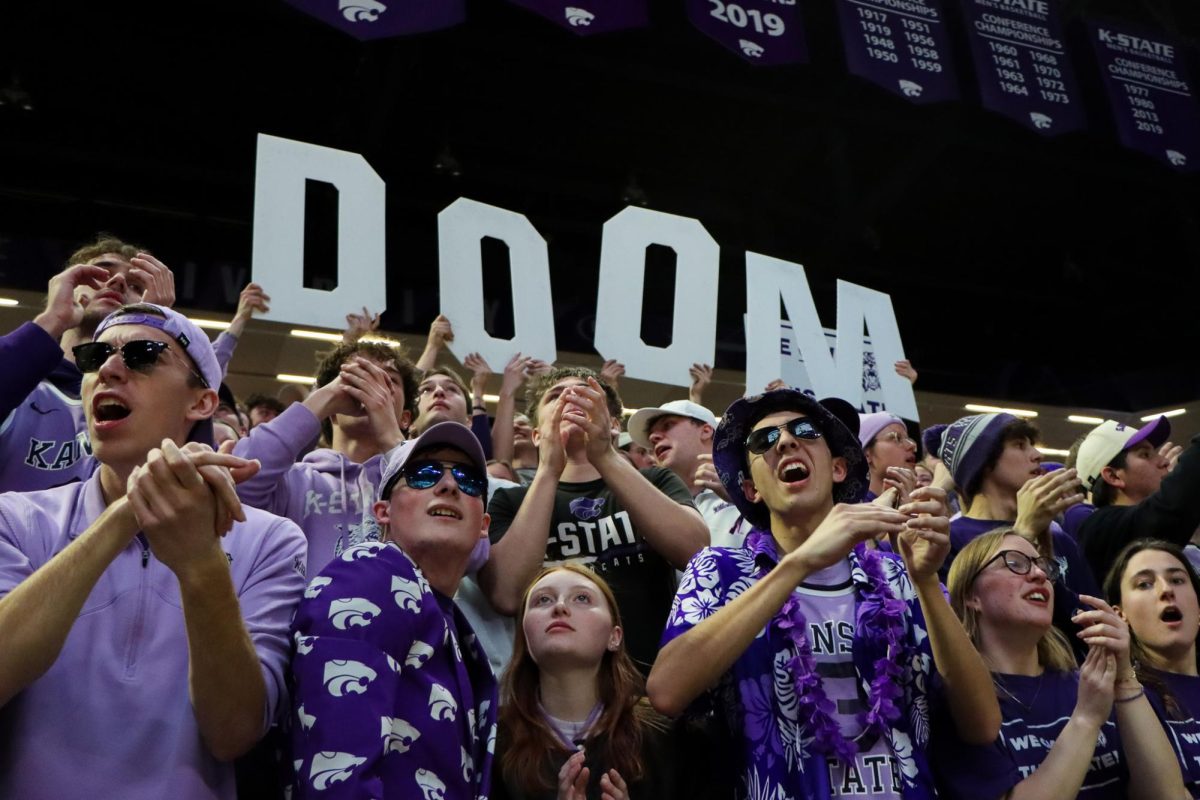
[[1145, 669, 1200, 798], [290, 541, 497, 800], [0, 470, 308, 800], [1062, 503, 1096, 542], [931, 671, 1126, 799]]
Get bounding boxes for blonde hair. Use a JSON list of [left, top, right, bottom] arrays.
[[947, 527, 1076, 672]]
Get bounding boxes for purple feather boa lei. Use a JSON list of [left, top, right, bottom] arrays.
[[769, 539, 907, 763]]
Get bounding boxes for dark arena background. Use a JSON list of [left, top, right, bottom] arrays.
[[0, 0, 1198, 424]]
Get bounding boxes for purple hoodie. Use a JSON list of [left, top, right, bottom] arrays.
[[0, 322, 93, 492], [234, 403, 387, 577], [0, 323, 238, 494], [0, 470, 308, 800]]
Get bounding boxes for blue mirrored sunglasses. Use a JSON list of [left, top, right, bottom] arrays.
[[745, 417, 822, 454], [397, 460, 486, 498]]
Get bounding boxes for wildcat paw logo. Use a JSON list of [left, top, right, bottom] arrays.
[[304, 576, 332, 599], [310, 752, 366, 791], [416, 769, 447, 800], [328, 597, 381, 630], [324, 659, 377, 697], [899, 80, 924, 98], [341, 541, 386, 561], [565, 7, 594, 27], [1030, 112, 1053, 130], [381, 716, 421, 753], [392, 575, 423, 612], [339, 0, 386, 23], [295, 634, 318, 656], [407, 640, 435, 668], [1167, 150, 1187, 167], [739, 40, 764, 58], [569, 497, 605, 520], [429, 683, 458, 721]]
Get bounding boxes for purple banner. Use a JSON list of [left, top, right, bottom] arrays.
[[506, 0, 649, 35], [835, 0, 957, 103], [686, 0, 808, 66], [282, 0, 465, 40], [962, 0, 1085, 135], [1088, 20, 1200, 172]]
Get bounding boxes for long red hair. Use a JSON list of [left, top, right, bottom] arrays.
[[498, 564, 660, 793]]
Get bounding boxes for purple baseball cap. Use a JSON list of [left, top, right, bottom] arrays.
[[377, 421, 490, 572], [712, 389, 868, 530], [93, 303, 222, 446]]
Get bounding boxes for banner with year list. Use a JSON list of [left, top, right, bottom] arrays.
[[282, 0, 465, 40], [686, 0, 808, 66], [507, 0, 649, 35], [1088, 19, 1200, 172], [835, 0, 958, 104], [961, 0, 1085, 135]]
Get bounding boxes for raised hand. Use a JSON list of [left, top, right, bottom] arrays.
[[688, 363, 713, 405], [693, 453, 730, 501], [558, 377, 615, 464], [35, 263, 110, 339], [894, 487, 952, 583], [127, 252, 175, 307], [126, 440, 244, 574], [500, 352, 533, 397], [599, 358, 625, 388], [1015, 468, 1085, 546], [557, 750, 590, 800], [894, 359, 918, 384], [342, 306, 380, 343], [1074, 645, 1116, 729], [786, 503, 909, 574], [339, 357, 403, 449]]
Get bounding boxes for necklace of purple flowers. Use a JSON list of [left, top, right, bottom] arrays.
[[758, 532, 909, 764]]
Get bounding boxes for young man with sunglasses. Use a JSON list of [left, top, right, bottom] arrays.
[[485, 367, 709, 676], [233, 340, 418, 577], [289, 421, 496, 799], [0, 236, 176, 493], [647, 389, 999, 800], [0, 303, 307, 800]]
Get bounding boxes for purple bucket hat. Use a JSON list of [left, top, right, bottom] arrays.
[[93, 303, 222, 446], [713, 389, 868, 530]]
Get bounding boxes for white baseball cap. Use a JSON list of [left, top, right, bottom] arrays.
[[627, 400, 718, 449], [1076, 416, 1170, 492]]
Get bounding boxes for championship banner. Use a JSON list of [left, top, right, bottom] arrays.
[[686, 0, 808, 66], [961, 0, 1085, 136], [506, 0, 649, 35], [835, 0, 958, 104], [281, 0, 465, 40], [1088, 19, 1200, 172]]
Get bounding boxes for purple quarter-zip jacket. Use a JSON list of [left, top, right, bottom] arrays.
[[0, 470, 308, 800]]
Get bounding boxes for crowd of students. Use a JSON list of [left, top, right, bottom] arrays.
[[2, 236, 1200, 800]]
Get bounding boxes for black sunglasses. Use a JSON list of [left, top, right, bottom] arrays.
[[73, 340, 210, 388], [745, 417, 823, 454], [971, 549, 1061, 584], [395, 460, 486, 498]]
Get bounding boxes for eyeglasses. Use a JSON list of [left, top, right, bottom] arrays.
[[745, 417, 822, 454], [73, 340, 209, 388], [877, 431, 916, 447], [971, 549, 1061, 584], [396, 460, 486, 498]]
